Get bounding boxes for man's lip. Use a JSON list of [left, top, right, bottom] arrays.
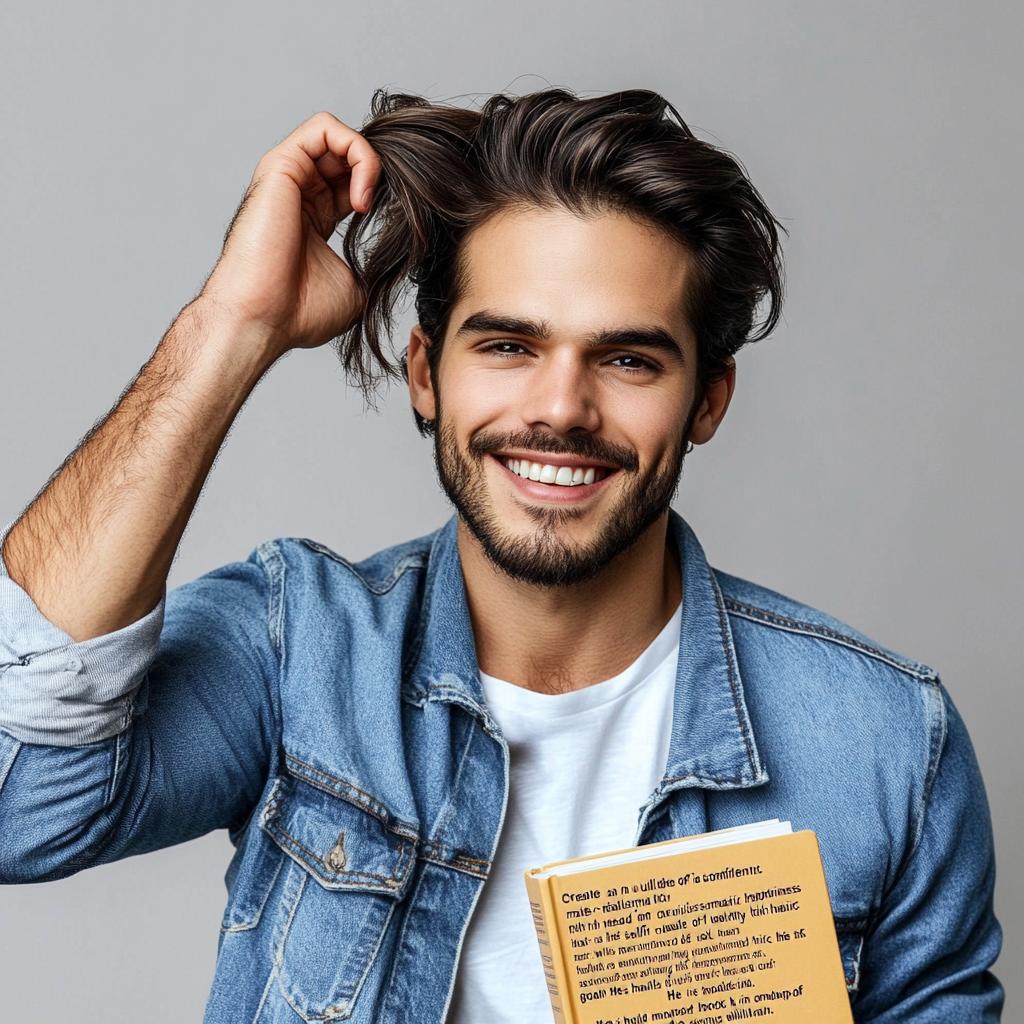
[[498, 459, 617, 499], [490, 451, 622, 471]]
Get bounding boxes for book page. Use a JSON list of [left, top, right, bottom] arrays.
[[534, 821, 790, 879], [545, 831, 851, 1024]]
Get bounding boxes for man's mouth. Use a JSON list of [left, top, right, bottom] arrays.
[[501, 457, 611, 487]]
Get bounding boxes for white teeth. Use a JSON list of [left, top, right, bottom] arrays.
[[503, 457, 606, 487]]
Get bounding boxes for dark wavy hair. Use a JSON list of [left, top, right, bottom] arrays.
[[339, 88, 784, 433]]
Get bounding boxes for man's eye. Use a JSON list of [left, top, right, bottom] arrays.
[[610, 355, 653, 370], [488, 342, 528, 355]]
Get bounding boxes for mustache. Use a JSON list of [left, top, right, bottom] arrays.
[[467, 429, 640, 473]]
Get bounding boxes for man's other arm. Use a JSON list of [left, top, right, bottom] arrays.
[[853, 687, 1003, 1022]]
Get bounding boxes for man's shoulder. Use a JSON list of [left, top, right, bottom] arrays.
[[712, 570, 954, 868], [169, 530, 444, 635], [261, 531, 436, 597], [712, 567, 939, 688], [243, 521, 453, 602]]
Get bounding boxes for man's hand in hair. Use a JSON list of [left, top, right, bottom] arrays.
[[202, 112, 381, 358]]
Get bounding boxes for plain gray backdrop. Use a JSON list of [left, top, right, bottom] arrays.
[[1, 0, 1020, 1019]]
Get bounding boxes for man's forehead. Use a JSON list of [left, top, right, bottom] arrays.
[[451, 205, 694, 339]]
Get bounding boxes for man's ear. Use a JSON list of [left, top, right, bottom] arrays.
[[688, 360, 736, 446], [407, 324, 437, 423]]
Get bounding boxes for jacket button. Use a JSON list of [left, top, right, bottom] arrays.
[[324, 832, 347, 872]]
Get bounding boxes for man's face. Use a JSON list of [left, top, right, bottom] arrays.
[[412, 206, 705, 587]]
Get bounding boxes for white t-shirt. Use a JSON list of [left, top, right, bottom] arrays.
[[448, 603, 682, 1024]]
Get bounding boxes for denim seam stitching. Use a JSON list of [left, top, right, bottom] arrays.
[[0, 730, 22, 801], [418, 839, 490, 879], [221, 856, 285, 934], [256, 541, 287, 659], [379, 869, 430, 1023], [297, 539, 428, 596], [104, 729, 126, 808], [256, 542, 288, 752], [286, 757, 389, 820], [402, 527, 452, 701], [423, 684, 490, 726], [879, 685, 949, 910], [269, 870, 308, 1018], [418, 853, 490, 879], [915, 685, 948, 856], [833, 915, 869, 932], [418, 839, 489, 866], [251, 962, 278, 1024], [724, 600, 938, 681], [839, 932, 863, 992], [660, 771, 753, 786], [284, 756, 418, 840], [425, 716, 489, 864], [711, 576, 759, 776]]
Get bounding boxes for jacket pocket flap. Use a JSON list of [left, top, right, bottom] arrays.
[[260, 774, 416, 895]]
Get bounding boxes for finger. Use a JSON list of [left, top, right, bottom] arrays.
[[313, 150, 352, 184], [311, 152, 353, 222], [284, 112, 381, 213]]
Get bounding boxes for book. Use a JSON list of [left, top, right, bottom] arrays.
[[524, 820, 853, 1024]]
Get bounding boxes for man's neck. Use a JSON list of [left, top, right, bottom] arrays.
[[457, 514, 682, 694]]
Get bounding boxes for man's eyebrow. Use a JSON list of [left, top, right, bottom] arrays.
[[587, 327, 686, 362], [453, 312, 685, 363], [453, 311, 551, 340]]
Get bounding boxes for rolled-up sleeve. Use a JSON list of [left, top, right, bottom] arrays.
[[0, 528, 164, 746], [0, 526, 281, 883]]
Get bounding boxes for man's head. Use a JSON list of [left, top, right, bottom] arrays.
[[340, 89, 783, 585]]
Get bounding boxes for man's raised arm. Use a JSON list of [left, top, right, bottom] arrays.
[[2, 113, 380, 642]]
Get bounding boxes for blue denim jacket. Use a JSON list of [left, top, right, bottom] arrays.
[[0, 513, 1002, 1022]]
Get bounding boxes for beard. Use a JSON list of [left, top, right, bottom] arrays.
[[434, 414, 692, 588]]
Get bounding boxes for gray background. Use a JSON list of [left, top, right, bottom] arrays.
[[1, 0, 1020, 1019]]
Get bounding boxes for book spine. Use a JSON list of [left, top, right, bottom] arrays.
[[525, 872, 575, 1024]]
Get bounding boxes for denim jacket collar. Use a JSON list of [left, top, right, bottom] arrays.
[[403, 518, 492, 724], [662, 513, 766, 792], [405, 511, 767, 791]]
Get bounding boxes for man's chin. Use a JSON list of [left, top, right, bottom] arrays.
[[458, 507, 651, 588], [469, 528, 611, 587]]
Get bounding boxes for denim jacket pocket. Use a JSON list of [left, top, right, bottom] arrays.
[[221, 810, 285, 933], [258, 771, 418, 1022]]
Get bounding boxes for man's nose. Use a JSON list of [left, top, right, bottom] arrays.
[[518, 351, 600, 435]]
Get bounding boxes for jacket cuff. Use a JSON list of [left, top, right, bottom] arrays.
[[0, 522, 164, 746]]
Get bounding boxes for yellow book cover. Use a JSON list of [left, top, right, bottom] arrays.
[[525, 821, 852, 1024]]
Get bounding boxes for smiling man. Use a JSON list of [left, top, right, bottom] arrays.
[[0, 90, 1002, 1022]]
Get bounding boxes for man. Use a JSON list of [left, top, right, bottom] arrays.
[[0, 89, 1002, 1022]]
